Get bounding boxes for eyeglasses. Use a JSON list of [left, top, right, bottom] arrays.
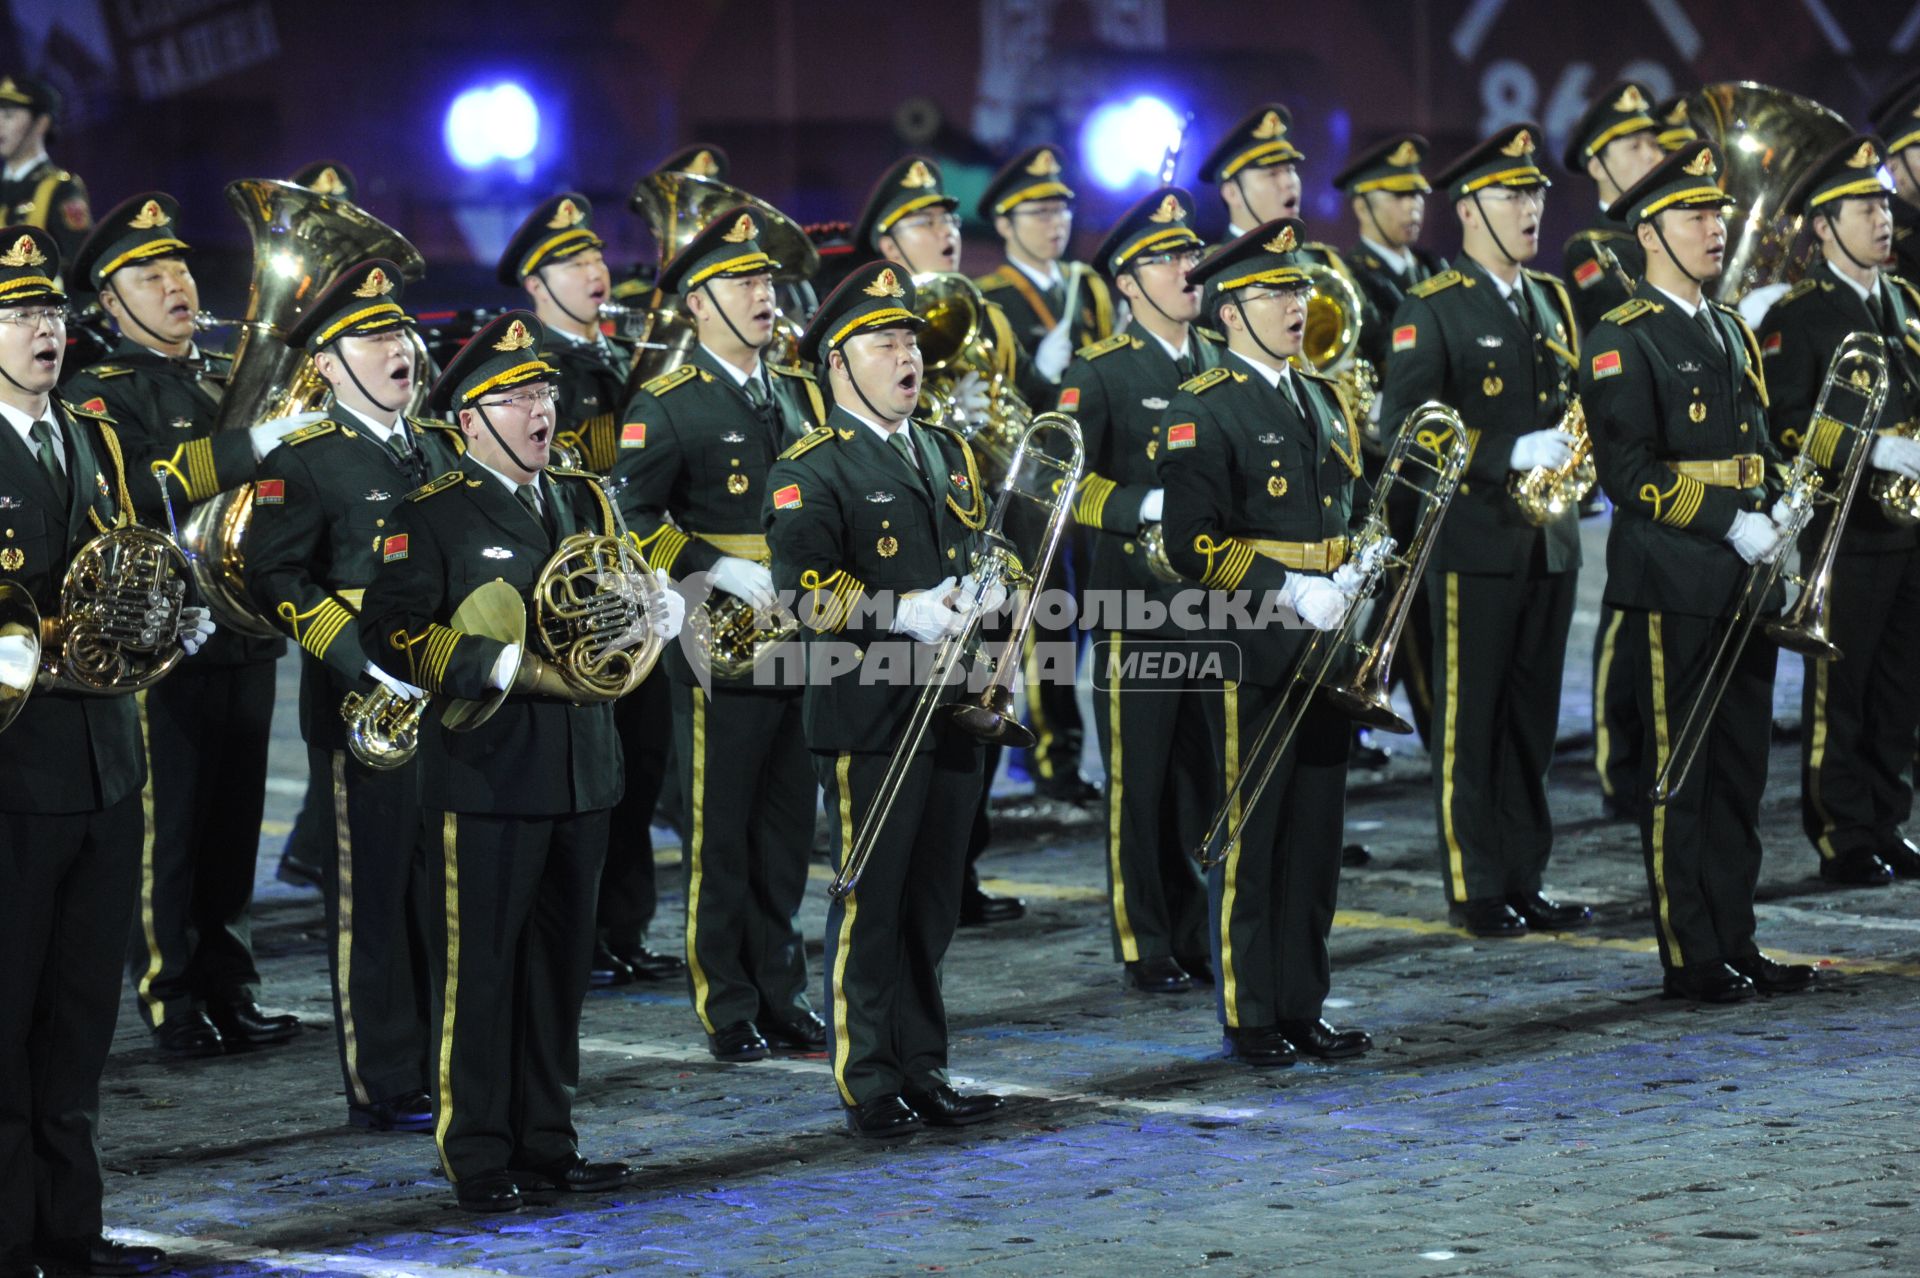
[[895, 212, 963, 233], [1012, 205, 1073, 223], [0, 308, 66, 331], [478, 385, 558, 412], [1481, 188, 1548, 210], [1136, 250, 1204, 271]]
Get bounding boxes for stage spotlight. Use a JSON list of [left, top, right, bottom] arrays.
[[444, 81, 541, 171], [1082, 94, 1184, 190]]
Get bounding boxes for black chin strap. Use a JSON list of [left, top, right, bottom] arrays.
[[1233, 290, 1297, 369], [1127, 263, 1187, 330], [837, 349, 901, 426], [1824, 211, 1882, 274], [105, 281, 184, 351], [473, 403, 538, 476], [333, 342, 405, 415], [534, 265, 601, 330], [1470, 191, 1525, 267], [0, 359, 40, 395], [1358, 193, 1393, 252], [699, 280, 766, 354], [1646, 213, 1705, 287]]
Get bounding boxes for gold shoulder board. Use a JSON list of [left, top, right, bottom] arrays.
[[975, 267, 1015, 291], [1181, 366, 1233, 394], [1078, 332, 1132, 361], [1196, 326, 1226, 344], [778, 426, 835, 461], [771, 362, 817, 381], [1600, 297, 1659, 326], [1408, 269, 1464, 298], [407, 471, 465, 502], [641, 364, 700, 396], [84, 365, 134, 379], [283, 420, 339, 447], [1775, 278, 1820, 307]]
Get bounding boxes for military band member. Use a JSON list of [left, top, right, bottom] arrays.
[[1759, 135, 1920, 886], [765, 261, 1005, 1136], [244, 259, 466, 1132], [360, 310, 682, 1210], [1582, 142, 1810, 1003], [65, 193, 303, 1058], [1057, 187, 1218, 993], [1870, 74, 1920, 282], [1158, 219, 1372, 1066], [1378, 124, 1592, 939], [1199, 103, 1361, 300], [617, 206, 829, 1061], [0, 77, 90, 264], [0, 226, 189, 1278]]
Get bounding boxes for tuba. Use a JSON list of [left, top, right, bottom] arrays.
[[912, 271, 1031, 485], [1508, 396, 1597, 525], [1298, 247, 1379, 423]]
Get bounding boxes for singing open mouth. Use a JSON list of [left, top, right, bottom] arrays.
[[897, 369, 920, 397]]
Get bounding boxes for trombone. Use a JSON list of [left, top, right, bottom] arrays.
[[1195, 403, 1469, 871], [827, 412, 1084, 900], [1649, 332, 1886, 804]]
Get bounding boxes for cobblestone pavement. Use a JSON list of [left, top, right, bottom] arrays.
[[89, 519, 1919, 1276]]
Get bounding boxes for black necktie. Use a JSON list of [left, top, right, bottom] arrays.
[[1174, 347, 1195, 382], [1694, 304, 1722, 352], [515, 482, 550, 538], [31, 420, 67, 505], [1867, 285, 1891, 337], [1278, 370, 1304, 417]]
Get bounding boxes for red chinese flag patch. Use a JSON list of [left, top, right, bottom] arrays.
[[772, 484, 803, 510], [620, 422, 646, 449], [1762, 332, 1782, 357], [1591, 350, 1623, 380], [1058, 387, 1081, 412], [382, 534, 409, 562], [81, 397, 106, 414], [1392, 324, 1417, 353], [253, 479, 285, 505], [1166, 422, 1196, 450], [1573, 259, 1604, 289], [61, 198, 91, 232]]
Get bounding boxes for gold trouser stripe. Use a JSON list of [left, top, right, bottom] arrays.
[[685, 689, 715, 1033], [691, 531, 770, 561], [1647, 613, 1682, 966], [1440, 574, 1468, 902], [1666, 454, 1764, 488], [332, 752, 368, 1105], [1219, 680, 1242, 1028], [829, 753, 859, 1106], [1808, 653, 1839, 860], [1246, 536, 1350, 572], [134, 690, 165, 1025], [1023, 631, 1056, 777], [433, 812, 462, 1181], [1104, 633, 1138, 962], [1593, 609, 1625, 798]]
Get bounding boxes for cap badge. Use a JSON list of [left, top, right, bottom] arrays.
[[1252, 110, 1287, 140], [1149, 193, 1183, 223], [1387, 139, 1421, 167], [722, 213, 757, 243], [309, 167, 347, 195], [864, 268, 906, 298], [128, 199, 170, 230], [1025, 149, 1062, 176], [547, 199, 585, 229], [1665, 100, 1691, 126], [688, 149, 720, 177], [494, 319, 536, 352], [1613, 85, 1651, 113], [1501, 129, 1535, 158], [1683, 148, 1716, 177], [1846, 141, 1878, 169], [0, 235, 46, 268], [901, 160, 937, 190], [1264, 225, 1299, 253], [352, 267, 394, 298]]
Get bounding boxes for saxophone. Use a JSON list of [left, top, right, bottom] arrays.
[[1508, 396, 1597, 526]]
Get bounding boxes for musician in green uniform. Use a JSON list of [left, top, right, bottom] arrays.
[[1758, 135, 1920, 886], [65, 193, 303, 1058], [360, 310, 682, 1210], [1056, 186, 1218, 994], [1871, 74, 1920, 282], [618, 206, 829, 1062], [245, 260, 467, 1133], [765, 261, 1006, 1136], [1199, 103, 1362, 295], [1378, 124, 1592, 940], [1582, 142, 1811, 1003], [0, 77, 90, 264]]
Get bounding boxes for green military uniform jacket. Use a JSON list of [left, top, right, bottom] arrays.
[[65, 338, 284, 665], [976, 260, 1115, 357], [0, 157, 91, 264], [358, 456, 625, 815], [1563, 208, 1647, 337], [1058, 325, 1222, 619], [763, 405, 988, 753], [614, 344, 826, 686], [244, 411, 467, 750], [1155, 354, 1368, 688], [544, 328, 635, 473], [1378, 258, 1583, 577], [1758, 261, 1920, 555], [0, 399, 145, 813], [1349, 242, 1448, 372], [1582, 282, 1784, 617]]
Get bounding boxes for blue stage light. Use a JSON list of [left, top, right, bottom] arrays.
[[444, 81, 541, 172], [1082, 95, 1184, 190]]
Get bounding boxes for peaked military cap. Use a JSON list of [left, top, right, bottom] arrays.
[[1792, 134, 1895, 217], [0, 225, 64, 308], [797, 261, 924, 363], [1870, 73, 1920, 158], [1562, 80, 1658, 173], [1654, 96, 1700, 153], [979, 144, 1076, 218], [427, 309, 557, 414], [1437, 123, 1552, 202], [291, 160, 358, 202], [853, 155, 960, 251], [651, 143, 730, 180], [70, 191, 190, 290], [1200, 103, 1304, 184], [1606, 140, 1733, 227], [0, 74, 58, 120], [657, 204, 782, 295], [1331, 134, 1432, 195], [284, 258, 413, 351], [1185, 217, 1314, 316], [1093, 186, 1203, 276], [495, 192, 604, 287]]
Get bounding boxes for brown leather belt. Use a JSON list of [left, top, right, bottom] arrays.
[[1666, 454, 1764, 488], [1246, 536, 1349, 572]]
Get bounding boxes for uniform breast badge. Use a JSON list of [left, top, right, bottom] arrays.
[[0, 547, 23, 571], [877, 535, 899, 557], [727, 473, 750, 495], [1268, 476, 1288, 497], [1483, 376, 1504, 396]]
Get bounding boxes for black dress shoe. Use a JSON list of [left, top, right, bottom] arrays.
[[902, 1081, 1005, 1127], [1506, 891, 1594, 931], [1880, 837, 1920, 878], [1035, 774, 1103, 806], [205, 999, 300, 1047], [844, 1093, 922, 1138], [762, 1009, 828, 1050], [510, 1151, 629, 1192], [1340, 842, 1373, 867], [707, 1020, 771, 1062], [152, 1010, 224, 1058], [454, 1170, 521, 1212], [1176, 955, 1216, 986], [1124, 956, 1193, 993], [1661, 962, 1757, 1004], [589, 938, 635, 987], [1820, 849, 1894, 886], [1222, 1025, 1298, 1067], [1275, 1018, 1372, 1059], [1448, 898, 1528, 938], [611, 941, 687, 981], [1729, 952, 1816, 994], [349, 1089, 434, 1132], [35, 1236, 166, 1276], [959, 889, 1026, 926]]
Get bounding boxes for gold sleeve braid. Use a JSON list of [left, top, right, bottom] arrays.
[[1073, 473, 1118, 526], [1638, 472, 1707, 528], [387, 622, 463, 693], [1192, 533, 1256, 591], [633, 524, 691, 576], [797, 568, 865, 633], [276, 597, 357, 660]]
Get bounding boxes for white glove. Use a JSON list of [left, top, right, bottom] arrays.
[[1139, 488, 1164, 524], [1355, 534, 1397, 578], [1871, 434, 1920, 480], [650, 569, 686, 640], [1725, 510, 1784, 565], [1331, 562, 1365, 595], [951, 371, 990, 420], [708, 555, 777, 612], [1034, 315, 1074, 382], [959, 569, 1010, 615], [892, 576, 967, 643], [1509, 428, 1577, 473], [0, 633, 36, 692], [176, 606, 215, 656], [490, 642, 522, 691], [1280, 572, 1350, 631], [364, 661, 424, 701], [249, 409, 327, 459]]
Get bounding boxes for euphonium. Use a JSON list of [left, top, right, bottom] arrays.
[[1508, 396, 1597, 526]]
